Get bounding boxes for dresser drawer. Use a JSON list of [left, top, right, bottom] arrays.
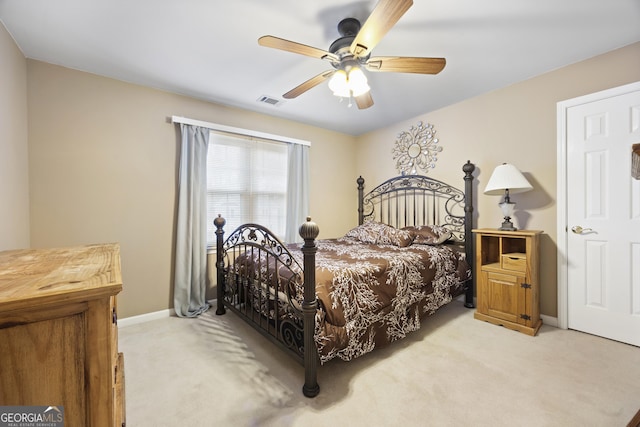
[[501, 253, 526, 272]]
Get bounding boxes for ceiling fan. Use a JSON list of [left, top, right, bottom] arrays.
[[258, 0, 446, 109]]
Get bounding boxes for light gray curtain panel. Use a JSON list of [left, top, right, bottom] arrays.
[[285, 143, 310, 243], [174, 124, 210, 317]]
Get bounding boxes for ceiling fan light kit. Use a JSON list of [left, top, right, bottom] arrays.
[[328, 67, 370, 98], [258, 0, 445, 110]]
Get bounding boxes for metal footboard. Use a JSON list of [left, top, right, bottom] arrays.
[[214, 216, 320, 397]]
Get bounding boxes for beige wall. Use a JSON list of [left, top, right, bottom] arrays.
[[7, 16, 639, 320], [357, 42, 640, 317], [26, 61, 357, 318], [0, 23, 30, 250]]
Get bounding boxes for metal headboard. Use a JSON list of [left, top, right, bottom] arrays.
[[357, 161, 475, 244]]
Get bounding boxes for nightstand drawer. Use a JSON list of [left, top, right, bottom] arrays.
[[501, 253, 526, 272]]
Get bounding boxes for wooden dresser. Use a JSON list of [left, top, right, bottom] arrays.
[[0, 243, 125, 426]]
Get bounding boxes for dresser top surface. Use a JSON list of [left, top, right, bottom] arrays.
[[0, 243, 122, 309]]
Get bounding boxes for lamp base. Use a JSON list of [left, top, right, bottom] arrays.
[[499, 217, 517, 231]]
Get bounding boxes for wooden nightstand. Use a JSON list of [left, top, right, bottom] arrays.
[[473, 229, 543, 336]]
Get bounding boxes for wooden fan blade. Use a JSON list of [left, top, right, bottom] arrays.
[[283, 70, 336, 99], [259, 36, 339, 62], [365, 57, 446, 74], [355, 91, 374, 109], [349, 0, 413, 58]]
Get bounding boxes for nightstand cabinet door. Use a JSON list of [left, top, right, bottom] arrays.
[[473, 229, 543, 336], [480, 270, 525, 325]]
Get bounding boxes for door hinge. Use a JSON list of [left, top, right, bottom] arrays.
[[521, 283, 532, 289], [112, 307, 118, 325], [520, 314, 531, 321]]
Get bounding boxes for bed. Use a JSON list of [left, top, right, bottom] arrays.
[[214, 160, 476, 398]]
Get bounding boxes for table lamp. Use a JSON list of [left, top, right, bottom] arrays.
[[484, 163, 533, 231]]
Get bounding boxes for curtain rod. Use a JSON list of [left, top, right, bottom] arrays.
[[171, 116, 311, 147]]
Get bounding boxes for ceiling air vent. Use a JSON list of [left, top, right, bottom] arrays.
[[257, 95, 283, 107]]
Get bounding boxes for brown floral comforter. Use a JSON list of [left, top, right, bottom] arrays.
[[293, 238, 470, 363], [229, 227, 470, 364]]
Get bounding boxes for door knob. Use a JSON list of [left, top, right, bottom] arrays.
[[571, 225, 593, 234]]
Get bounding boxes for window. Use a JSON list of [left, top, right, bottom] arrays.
[[206, 131, 288, 245]]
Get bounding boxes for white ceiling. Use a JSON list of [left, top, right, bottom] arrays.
[[1, 0, 639, 135]]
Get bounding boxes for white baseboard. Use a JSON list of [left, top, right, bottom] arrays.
[[117, 303, 559, 330], [540, 314, 558, 328], [118, 308, 175, 328], [456, 295, 559, 328]]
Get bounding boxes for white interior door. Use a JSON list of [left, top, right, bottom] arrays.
[[566, 86, 640, 347]]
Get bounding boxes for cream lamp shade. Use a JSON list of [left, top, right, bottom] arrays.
[[484, 163, 533, 230]]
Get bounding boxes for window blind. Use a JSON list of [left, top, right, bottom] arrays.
[[206, 131, 288, 245]]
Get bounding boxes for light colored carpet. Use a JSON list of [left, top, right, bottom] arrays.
[[119, 301, 640, 427]]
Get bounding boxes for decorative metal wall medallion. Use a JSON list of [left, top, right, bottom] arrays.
[[392, 121, 442, 175]]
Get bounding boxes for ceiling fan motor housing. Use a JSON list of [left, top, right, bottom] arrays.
[[337, 18, 360, 37], [329, 18, 369, 69]]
